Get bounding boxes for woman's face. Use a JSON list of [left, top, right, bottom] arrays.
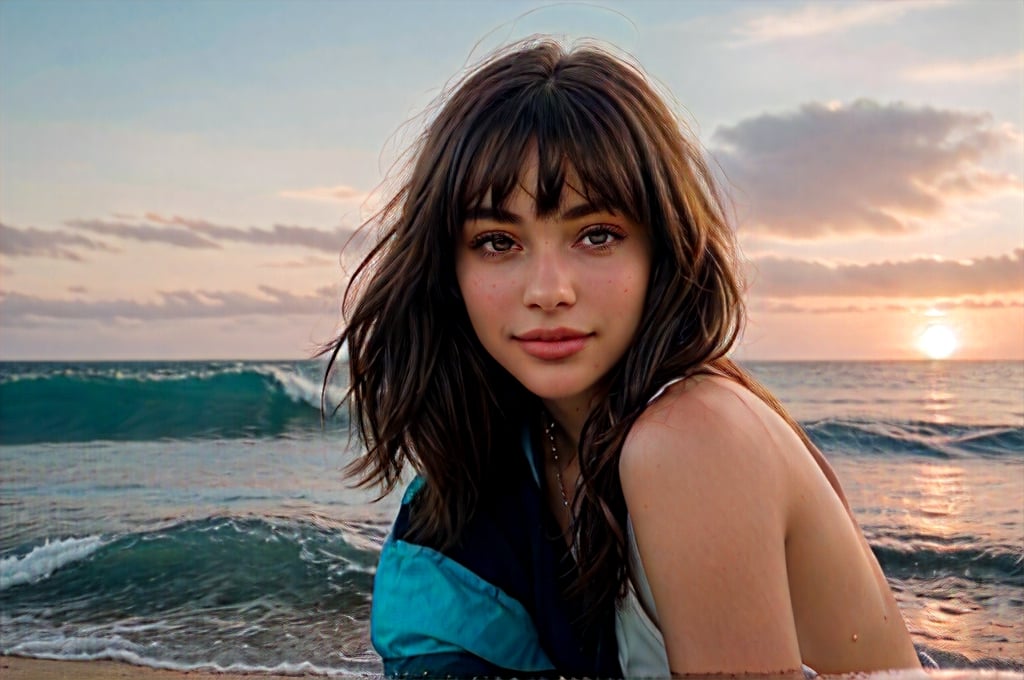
[[455, 160, 652, 411]]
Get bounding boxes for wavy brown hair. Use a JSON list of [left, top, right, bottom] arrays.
[[322, 37, 831, 624]]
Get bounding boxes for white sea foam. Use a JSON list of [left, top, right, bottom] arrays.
[[0, 535, 105, 590], [4, 636, 1022, 680], [263, 363, 345, 412], [265, 365, 320, 407], [4, 634, 365, 676]]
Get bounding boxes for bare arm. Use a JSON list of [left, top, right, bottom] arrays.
[[620, 378, 802, 674]]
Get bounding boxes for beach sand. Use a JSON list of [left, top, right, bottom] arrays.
[[0, 657, 307, 679], [4, 656, 1023, 680]]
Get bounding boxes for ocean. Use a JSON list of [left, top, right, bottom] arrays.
[[1, 360, 1021, 674]]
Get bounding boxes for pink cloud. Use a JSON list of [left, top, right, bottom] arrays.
[[749, 249, 1023, 298], [0, 286, 336, 322], [0, 222, 119, 260], [903, 52, 1024, 83], [278, 185, 367, 202], [713, 100, 1021, 239]]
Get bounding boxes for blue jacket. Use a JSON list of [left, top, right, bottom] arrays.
[[371, 431, 620, 678]]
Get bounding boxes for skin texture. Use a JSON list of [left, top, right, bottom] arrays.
[[455, 160, 651, 439], [620, 376, 922, 675]]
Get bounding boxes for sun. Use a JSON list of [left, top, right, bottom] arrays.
[[918, 323, 958, 360]]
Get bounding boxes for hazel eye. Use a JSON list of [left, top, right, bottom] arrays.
[[469, 232, 518, 254], [487, 235, 516, 252], [579, 226, 624, 248]]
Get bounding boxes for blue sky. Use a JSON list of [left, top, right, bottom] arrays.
[[1, 0, 1021, 359]]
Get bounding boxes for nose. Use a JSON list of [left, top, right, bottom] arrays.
[[522, 247, 576, 310]]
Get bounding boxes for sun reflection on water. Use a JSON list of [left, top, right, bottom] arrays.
[[886, 460, 1023, 664], [923, 389, 955, 425], [912, 464, 970, 540]]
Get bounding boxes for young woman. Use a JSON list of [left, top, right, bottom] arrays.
[[323, 38, 924, 677]]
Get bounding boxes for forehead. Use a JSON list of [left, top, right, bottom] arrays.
[[475, 155, 590, 213]]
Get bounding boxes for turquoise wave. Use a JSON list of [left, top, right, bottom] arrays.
[[1, 515, 381, 605], [0, 362, 347, 444], [0, 516, 383, 673]]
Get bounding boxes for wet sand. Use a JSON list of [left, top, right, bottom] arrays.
[[4, 656, 1024, 680], [0, 657, 311, 679]]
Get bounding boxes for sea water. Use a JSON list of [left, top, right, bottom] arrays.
[[0, 360, 1021, 674]]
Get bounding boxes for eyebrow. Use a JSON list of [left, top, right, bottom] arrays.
[[465, 206, 519, 224], [465, 202, 605, 224]]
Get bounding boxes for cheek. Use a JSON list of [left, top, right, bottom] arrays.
[[459, 273, 502, 308], [458, 258, 514, 301], [588, 267, 648, 306], [457, 270, 505, 339]]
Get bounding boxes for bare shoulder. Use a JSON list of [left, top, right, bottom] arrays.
[[620, 375, 796, 506], [620, 376, 921, 672], [618, 375, 800, 564], [620, 375, 804, 670]]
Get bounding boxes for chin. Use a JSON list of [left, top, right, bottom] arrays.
[[515, 375, 598, 405]]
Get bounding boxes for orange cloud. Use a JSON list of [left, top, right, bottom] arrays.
[[752, 298, 1024, 315], [749, 249, 1024, 298]]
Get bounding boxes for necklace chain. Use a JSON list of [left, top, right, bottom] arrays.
[[543, 414, 571, 512]]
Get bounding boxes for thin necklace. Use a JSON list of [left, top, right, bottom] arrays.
[[543, 414, 571, 512]]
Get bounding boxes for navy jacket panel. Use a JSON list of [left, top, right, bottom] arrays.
[[371, 435, 620, 678]]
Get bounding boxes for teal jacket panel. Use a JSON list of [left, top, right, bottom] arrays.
[[371, 480, 554, 674]]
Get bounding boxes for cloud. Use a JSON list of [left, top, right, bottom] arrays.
[[752, 300, 906, 314], [936, 297, 1024, 310], [260, 255, 338, 268], [733, 1, 942, 44], [904, 52, 1024, 83], [144, 213, 357, 252], [712, 100, 1022, 239], [278, 184, 367, 203], [938, 298, 1024, 310], [63, 213, 359, 253], [67, 219, 220, 249], [0, 286, 337, 322], [752, 298, 1024, 315], [0, 222, 118, 260], [749, 249, 1024, 298]]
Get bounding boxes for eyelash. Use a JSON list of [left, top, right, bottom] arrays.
[[469, 231, 517, 256], [579, 225, 625, 250], [468, 225, 626, 257]]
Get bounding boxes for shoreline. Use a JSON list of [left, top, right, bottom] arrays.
[[0, 657, 335, 679], [4, 657, 1023, 680]]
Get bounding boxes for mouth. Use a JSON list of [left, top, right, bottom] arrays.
[[513, 328, 593, 360]]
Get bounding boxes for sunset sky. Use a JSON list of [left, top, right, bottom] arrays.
[[1, 0, 1021, 360]]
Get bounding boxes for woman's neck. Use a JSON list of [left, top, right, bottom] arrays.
[[541, 394, 593, 449]]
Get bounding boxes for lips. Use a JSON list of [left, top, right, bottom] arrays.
[[514, 328, 592, 360]]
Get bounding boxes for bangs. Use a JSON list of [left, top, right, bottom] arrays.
[[449, 79, 651, 228]]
